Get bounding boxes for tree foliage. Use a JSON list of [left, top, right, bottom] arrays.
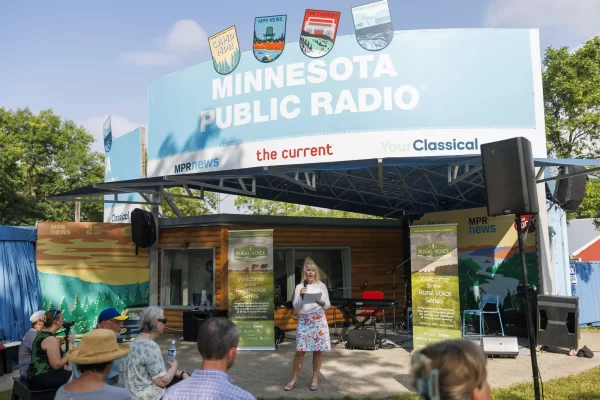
[[234, 196, 379, 219], [160, 187, 218, 217], [543, 37, 600, 226], [0, 107, 104, 225]]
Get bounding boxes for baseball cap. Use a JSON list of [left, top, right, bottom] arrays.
[[97, 308, 128, 323], [30, 310, 45, 323]]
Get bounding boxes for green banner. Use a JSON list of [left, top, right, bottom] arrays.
[[410, 224, 461, 350], [227, 230, 274, 350]]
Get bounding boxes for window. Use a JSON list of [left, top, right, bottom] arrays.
[[162, 248, 215, 308], [273, 248, 351, 305]]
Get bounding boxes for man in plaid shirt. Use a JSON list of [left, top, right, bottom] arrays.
[[163, 318, 255, 400]]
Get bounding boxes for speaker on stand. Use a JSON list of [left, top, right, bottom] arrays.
[[553, 165, 588, 212], [481, 137, 541, 400]]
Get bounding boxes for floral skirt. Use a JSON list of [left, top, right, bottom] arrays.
[[296, 310, 331, 352]]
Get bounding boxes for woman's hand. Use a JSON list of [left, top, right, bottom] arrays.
[[300, 287, 307, 296], [316, 300, 325, 307]]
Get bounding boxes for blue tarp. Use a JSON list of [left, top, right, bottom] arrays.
[[571, 262, 600, 326], [0, 225, 41, 342]]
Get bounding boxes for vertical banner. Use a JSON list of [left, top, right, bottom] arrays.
[[410, 224, 461, 350], [227, 230, 274, 350], [104, 127, 147, 223]]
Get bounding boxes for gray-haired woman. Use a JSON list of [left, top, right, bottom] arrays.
[[118, 306, 189, 400]]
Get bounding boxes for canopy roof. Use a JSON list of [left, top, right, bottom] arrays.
[[0, 225, 37, 242], [48, 156, 600, 218]]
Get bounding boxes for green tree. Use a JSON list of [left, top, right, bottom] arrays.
[[42, 297, 47, 310], [124, 287, 131, 306], [48, 300, 54, 311], [161, 187, 218, 217], [543, 37, 600, 226], [0, 107, 105, 224], [132, 283, 143, 304], [59, 296, 71, 321], [234, 197, 380, 219], [144, 287, 150, 304]]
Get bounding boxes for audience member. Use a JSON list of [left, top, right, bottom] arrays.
[[72, 308, 129, 385], [162, 317, 255, 400], [27, 309, 72, 390], [118, 306, 189, 400], [55, 329, 131, 400], [411, 339, 491, 400], [18, 310, 45, 379]]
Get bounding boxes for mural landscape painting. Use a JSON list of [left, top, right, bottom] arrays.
[[36, 222, 149, 334]]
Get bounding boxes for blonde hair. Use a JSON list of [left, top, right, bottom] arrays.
[[303, 257, 321, 283], [411, 340, 487, 400]]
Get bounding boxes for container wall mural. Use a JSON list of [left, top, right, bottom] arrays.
[[413, 208, 538, 332], [36, 222, 149, 334]]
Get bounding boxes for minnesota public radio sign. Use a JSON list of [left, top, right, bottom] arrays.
[[148, 26, 545, 177]]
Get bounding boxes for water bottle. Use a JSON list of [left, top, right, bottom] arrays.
[[168, 340, 177, 361], [69, 327, 77, 349]]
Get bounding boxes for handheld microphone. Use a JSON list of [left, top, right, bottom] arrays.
[[302, 279, 308, 299]]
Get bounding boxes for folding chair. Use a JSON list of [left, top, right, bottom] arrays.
[[462, 294, 505, 339]]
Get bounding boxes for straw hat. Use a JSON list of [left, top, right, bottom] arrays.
[[67, 329, 130, 364]]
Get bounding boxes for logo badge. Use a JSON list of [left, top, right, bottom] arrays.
[[416, 242, 452, 261], [299, 9, 341, 58], [352, 0, 393, 51], [234, 245, 268, 262], [209, 26, 241, 75], [103, 116, 112, 153], [253, 15, 287, 63]]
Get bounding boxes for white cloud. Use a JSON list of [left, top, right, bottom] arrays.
[[119, 19, 208, 67], [484, 0, 600, 37], [79, 115, 145, 153]]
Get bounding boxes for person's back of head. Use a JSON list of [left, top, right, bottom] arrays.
[[411, 339, 491, 400], [197, 318, 240, 369]]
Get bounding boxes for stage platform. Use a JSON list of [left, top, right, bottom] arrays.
[[2, 330, 599, 398]]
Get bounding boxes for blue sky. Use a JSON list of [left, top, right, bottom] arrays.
[[1, 0, 598, 212]]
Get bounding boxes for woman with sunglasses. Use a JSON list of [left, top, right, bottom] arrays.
[[27, 309, 72, 390], [118, 306, 189, 400]]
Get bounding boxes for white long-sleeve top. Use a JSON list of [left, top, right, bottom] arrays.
[[292, 281, 331, 314]]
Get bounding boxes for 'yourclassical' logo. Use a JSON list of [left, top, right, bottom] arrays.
[[234, 245, 268, 262], [416, 242, 452, 261]]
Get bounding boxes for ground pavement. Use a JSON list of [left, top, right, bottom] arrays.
[[2, 331, 599, 398]]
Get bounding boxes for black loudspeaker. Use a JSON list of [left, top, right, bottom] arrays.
[[131, 208, 156, 255], [182, 309, 228, 342], [346, 329, 379, 350], [554, 165, 587, 212], [481, 137, 539, 216], [537, 295, 579, 350]]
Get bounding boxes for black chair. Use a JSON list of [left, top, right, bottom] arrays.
[[11, 377, 58, 400]]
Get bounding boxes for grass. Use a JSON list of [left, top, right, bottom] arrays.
[[2, 366, 599, 400]]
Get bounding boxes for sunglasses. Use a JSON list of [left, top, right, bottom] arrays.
[[157, 318, 168, 325]]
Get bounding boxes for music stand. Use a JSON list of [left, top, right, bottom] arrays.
[[384, 259, 411, 333]]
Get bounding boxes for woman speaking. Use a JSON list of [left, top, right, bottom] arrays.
[[284, 257, 331, 392]]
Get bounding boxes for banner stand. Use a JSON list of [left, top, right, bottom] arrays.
[[227, 230, 275, 350], [409, 224, 461, 350]]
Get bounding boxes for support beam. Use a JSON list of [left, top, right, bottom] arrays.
[[264, 167, 316, 191], [448, 166, 482, 186], [378, 159, 384, 189], [162, 194, 185, 217], [536, 166, 600, 183]]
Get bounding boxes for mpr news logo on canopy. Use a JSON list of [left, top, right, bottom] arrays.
[[234, 245, 268, 262], [416, 242, 452, 261]]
